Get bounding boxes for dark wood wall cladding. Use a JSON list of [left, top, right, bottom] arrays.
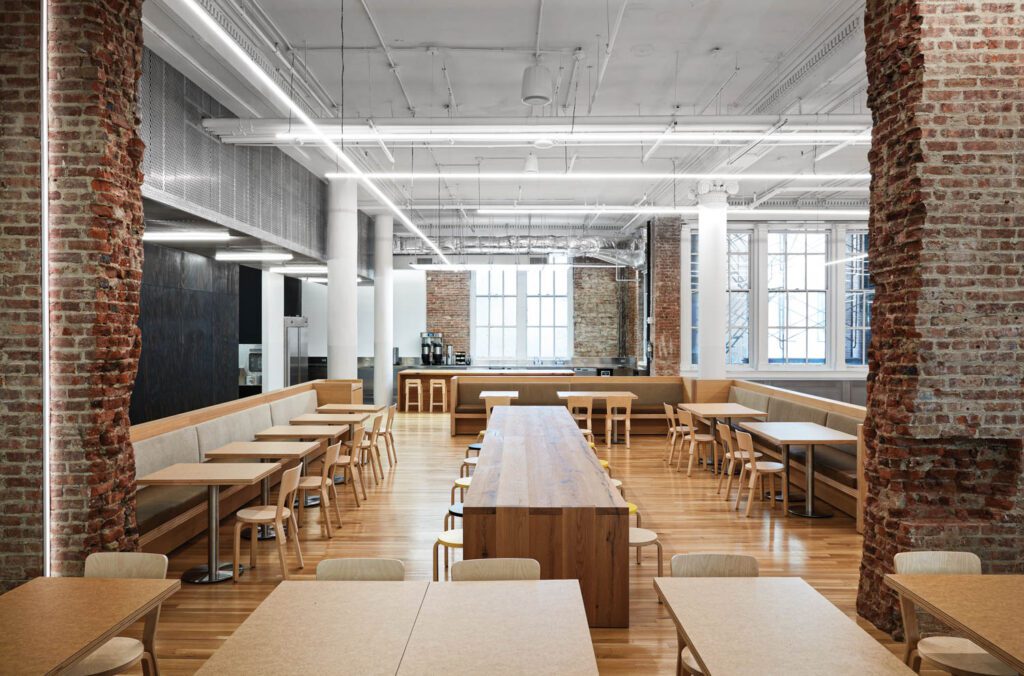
[[130, 243, 239, 424]]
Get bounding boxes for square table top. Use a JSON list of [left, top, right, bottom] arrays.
[[654, 577, 913, 676], [739, 421, 857, 445], [0, 577, 180, 675], [399, 580, 598, 675], [288, 412, 372, 426], [137, 462, 279, 486], [885, 574, 1024, 672], [679, 402, 767, 418], [556, 391, 638, 400], [479, 390, 520, 399], [316, 403, 387, 414], [203, 441, 320, 461], [254, 425, 349, 441]]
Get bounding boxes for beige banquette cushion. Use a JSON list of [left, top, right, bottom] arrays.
[[270, 390, 318, 426], [134, 426, 204, 534], [786, 411, 862, 488], [727, 386, 770, 414], [195, 404, 273, 456]]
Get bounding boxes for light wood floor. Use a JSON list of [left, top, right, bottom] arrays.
[[143, 412, 913, 674]]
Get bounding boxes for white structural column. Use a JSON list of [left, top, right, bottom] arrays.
[[695, 180, 737, 379], [261, 271, 285, 392], [327, 178, 359, 379], [373, 214, 394, 404]]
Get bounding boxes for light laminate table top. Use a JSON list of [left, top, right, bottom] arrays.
[[137, 462, 279, 486], [679, 402, 767, 419], [739, 421, 857, 445], [316, 403, 387, 414], [0, 577, 180, 675], [479, 390, 520, 399], [288, 412, 372, 426], [254, 425, 349, 441], [885, 574, 1024, 672], [556, 391, 638, 400], [654, 577, 913, 676], [203, 441, 320, 461]]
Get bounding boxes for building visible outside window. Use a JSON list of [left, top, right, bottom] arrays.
[[767, 231, 828, 364], [473, 268, 517, 359], [844, 232, 873, 366], [689, 231, 752, 365], [472, 266, 572, 360]]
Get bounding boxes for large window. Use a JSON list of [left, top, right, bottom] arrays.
[[526, 267, 570, 358], [767, 232, 828, 364], [472, 266, 572, 361], [844, 232, 873, 365], [689, 231, 752, 365], [473, 268, 517, 359]]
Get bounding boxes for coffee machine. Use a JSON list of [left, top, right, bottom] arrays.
[[421, 332, 444, 365]]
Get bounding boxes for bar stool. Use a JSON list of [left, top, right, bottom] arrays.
[[445, 502, 463, 530], [432, 528, 463, 581], [404, 378, 422, 412], [429, 378, 447, 412]]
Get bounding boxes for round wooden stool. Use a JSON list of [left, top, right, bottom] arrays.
[[432, 529, 463, 581]]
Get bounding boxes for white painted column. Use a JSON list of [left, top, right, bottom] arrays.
[[695, 180, 737, 379], [326, 178, 359, 379], [261, 271, 285, 392], [373, 214, 394, 404]]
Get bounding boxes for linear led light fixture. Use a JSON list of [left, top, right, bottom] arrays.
[[303, 277, 328, 284], [143, 231, 232, 242], [177, 0, 449, 265], [214, 251, 294, 261], [825, 253, 869, 266], [279, 130, 870, 143], [269, 265, 329, 275], [326, 171, 872, 182], [478, 207, 869, 218]]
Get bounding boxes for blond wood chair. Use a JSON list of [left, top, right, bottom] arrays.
[[429, 378, 447, 412], [404, 378, 422, 412], [484, 395, 512, 424], [433, 529, 463, 581], [609, 476, 624, 497], [316, 558, 405, 581], [734, 430, 787, 517], [232, 464, 304, 582], [381, 404, 398, 465], [672, 553, 759, 675], [715, 422, 762, 498], [604, 395, 633, 448], [567, 395, 595, 443], [663, 403, 687, 465], [297, 441, 343, 537], [66, 553, 169, 676], [894, 551, 1014, 676], [679, 410, 715, 476], [351, 414, 386, 485], [450, 558, 541, 581], [333, 426, 368, 505]]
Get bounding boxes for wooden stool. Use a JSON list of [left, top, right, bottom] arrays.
[[445, 502, 463, 530], [404, 379, 422, 412], [429, 379, 447, 412], [629, 527, 664, 573], [451, 476, 471, 504], [432, 529, 463, 581], [460, 456, 478, 477]]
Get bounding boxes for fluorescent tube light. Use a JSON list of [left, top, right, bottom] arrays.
[[215, 251, 293, 262], [825, 253, 869, 266], [477, 206, 869, 218], [325, 171, 872, 182], [143, 231, 232, 242], [269, 265, 329, 275], [303, 277, 328, 284]]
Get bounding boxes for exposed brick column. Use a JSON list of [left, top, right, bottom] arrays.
[[858, 0, 1024, 633], [573, 267, 619, 357], [426, 271, 470, 353], [47, 0, 146, 575], [651, 218, 681, 375], [0, 0, 44, 590]]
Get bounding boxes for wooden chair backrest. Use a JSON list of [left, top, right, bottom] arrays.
[[606, 396, 633, 418], [567, 396, 593, 426], [671, 553, 759, 578], [677, 409, 696, 430], [450, 558, 542, 581], [485, 397, 512, 418], [663, 403, 678, 429], [366, 414, 383, 442], [716, 422, 735, 457], [347, 426, 365, 453], [735, 430, 755, 455], [321, 442, 341, 486], [385, 404, 397, 431], [277, 465, 302, 515], [315, 557, 405, 581], [893, 551, 981, 575], [85, 552, 168, 580]]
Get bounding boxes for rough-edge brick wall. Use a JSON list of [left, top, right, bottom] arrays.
[[651, 218, 681, 375], [47, 0, 146, 576], [426, 271, 470, 353], [573, 266, 642, 359], [0, 0, 44, 590], [858, 0, 1024, 634]]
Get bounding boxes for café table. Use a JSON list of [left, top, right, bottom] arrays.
[[479, 389, 519, 423], [739, 421, 857, 518], [0, 576, 179, 676], [137, 462, 279, 583], [254, 425, 350, 507], [885, 574, 1024, 673], [288, 412, 372, 428], [678, 402, 767, 473], [204, 441, 320, 540], [557, 390, 638, 444], [654, 577, 914, 676], [316, 402, 387, 414]]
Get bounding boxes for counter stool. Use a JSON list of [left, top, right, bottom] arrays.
[[461, 456, 478, 477], [429, 379, 447, 412], [451, 476, 472, 504], [404, 379, 422, 412], [589, 441, 611, 475], [629, 527, 664, 573], [445, 502, 463, 530], [432, 528, 463, 581]]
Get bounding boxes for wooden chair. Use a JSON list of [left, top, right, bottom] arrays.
[[484, 395, 512, 424], [432, 529, 464, 581], [404, 378, 422, 412], [567, 395, 595, 443], [333, 426, 368, 505], [604, 395, 633, 448], [344, 416, 385, 485], [733, 430, 787, 517], [316, 558, 405, 581], [663, 403, 686, 465], [297, 441, 343, 537], [381, 404, 398, 465], [679, 410, 715, 476], [67, 553, 169, 676], [429, 378, 447, 412], [232, 464, 304, 582], [671, 553, 759, 675], [716, 422, 762, 498], [450, 558, 541, 581], [894, 551, 1014, 676]]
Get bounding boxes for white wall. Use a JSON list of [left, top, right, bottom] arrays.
[[393, 269, 426, 359], [301, 280, 328, 357], [261, 271, 284, 392], [357, 285, 374, 357]]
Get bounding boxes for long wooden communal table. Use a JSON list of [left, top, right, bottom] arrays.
[[463, 405, 630, 628]]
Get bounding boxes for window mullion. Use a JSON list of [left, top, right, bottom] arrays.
[[516, 270, 527, 361], [754, 224, 769, 370]]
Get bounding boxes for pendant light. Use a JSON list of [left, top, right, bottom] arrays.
[[521, 62, 553, 106]]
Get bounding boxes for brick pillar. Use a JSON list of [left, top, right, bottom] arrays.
[[0, 0, 45, 590], [47, 0, 146, 575], [651, 218, 681, 375], [426, 271, 470, 353], [858, 0, 1024, 634]]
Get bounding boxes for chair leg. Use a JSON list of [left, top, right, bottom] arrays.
[[686, 438, 697, 477], [274, 518, 289, 580], [782, 472, 789, 515], [330, 483, 343, 527], [636, 542, 641, 565], [432, 541, 440, 581], [345, 466, 361, 507], [321, 488, 333, 537], [141, 652, 156, 676], [744, 471, 758, 517], [717, 456, 733, 494], [232, 521, 243, 583], [656, 540, 664, 578], [250, 523, 258, 569], [666, 431, 676, 464], [356, 464, 368, 500], [289, 513, 304, 569], [625, 423, 630, 448], [734, 464, 747, 511], [298, 489, 306, 525]]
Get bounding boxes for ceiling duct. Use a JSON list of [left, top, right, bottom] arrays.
[[394, 233, 647, 268]]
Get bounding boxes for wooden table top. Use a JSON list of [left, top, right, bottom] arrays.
[[885, 574, 1024, 672], [203, 441, 320, 461], [654, 577, 913, 675], [479, 390, 520, 398], [254, 425, 349, 441], [680, 402, 767, 418], [289, 412, 371, 426], [401, 368, 575, 377], [465, 406, 628, 510], [0, 577, 180, 675], [137, 462, 279, 486], [195, 581, 429, 675], [739, 421, 857, 445], [399, 580, 598, 675], [556, 390, 638, 400], [316, 403, 387, 414]]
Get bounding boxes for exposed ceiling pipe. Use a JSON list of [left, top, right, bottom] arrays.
[[367, 119, 395, 164], [642, 121, 675, 164], [358, 0, 417, 114], [725, 117, 787, 166], [534, 0, 545, 58], [588, 0, 630, 114], [560, 48, 584, 112], [815, 127, 871, 161], [440, 58, 458, 112]]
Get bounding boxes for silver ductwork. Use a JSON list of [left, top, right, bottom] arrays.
[[393, 233, 646, 268]]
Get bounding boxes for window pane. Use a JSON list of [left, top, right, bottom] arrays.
[[527, 269, 540, 296], [806, 232, 827, 253], [554, 328, 568, 357], [787, 328, 807, 361], [476, 297, 489, 325], [490, 298, 503, 325], [768, 292, 784, 327], [554, 297, 567, 325], [768, 232, 785, 254], [541, 297, 554, 326], [806, 255, 826, 289], [768, 329, 785, 362], [541, 327, 554, 356], [767, 255, 785, 289], [808, 292, 826, 328], [527, 297, 540, 325], [789, 233, 806, 253], [729, 254, 749, 289], [504, 328, 516, 355], [527, 327, 540, 357], [788, 292, 807, 328], [475, 272, 488, 296], [489, 329, 503, 357], [808, 328, 826, 363], [787, 255, 805, 289], [477, 328, 489, 357], [502, 298, 515, 326]]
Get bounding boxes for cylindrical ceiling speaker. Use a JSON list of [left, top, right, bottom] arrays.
[[521, 64, 553, 106]]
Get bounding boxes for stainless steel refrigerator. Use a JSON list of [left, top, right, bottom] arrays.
[[284, 316, 309, 386]]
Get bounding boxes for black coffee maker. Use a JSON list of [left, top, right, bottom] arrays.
[[420, 332, 443, 365]]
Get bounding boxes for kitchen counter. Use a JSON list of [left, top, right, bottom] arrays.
[[397, 368, 575, 411]]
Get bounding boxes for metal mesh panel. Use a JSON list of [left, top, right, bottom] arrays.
[[162, 65, 185, 199]]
